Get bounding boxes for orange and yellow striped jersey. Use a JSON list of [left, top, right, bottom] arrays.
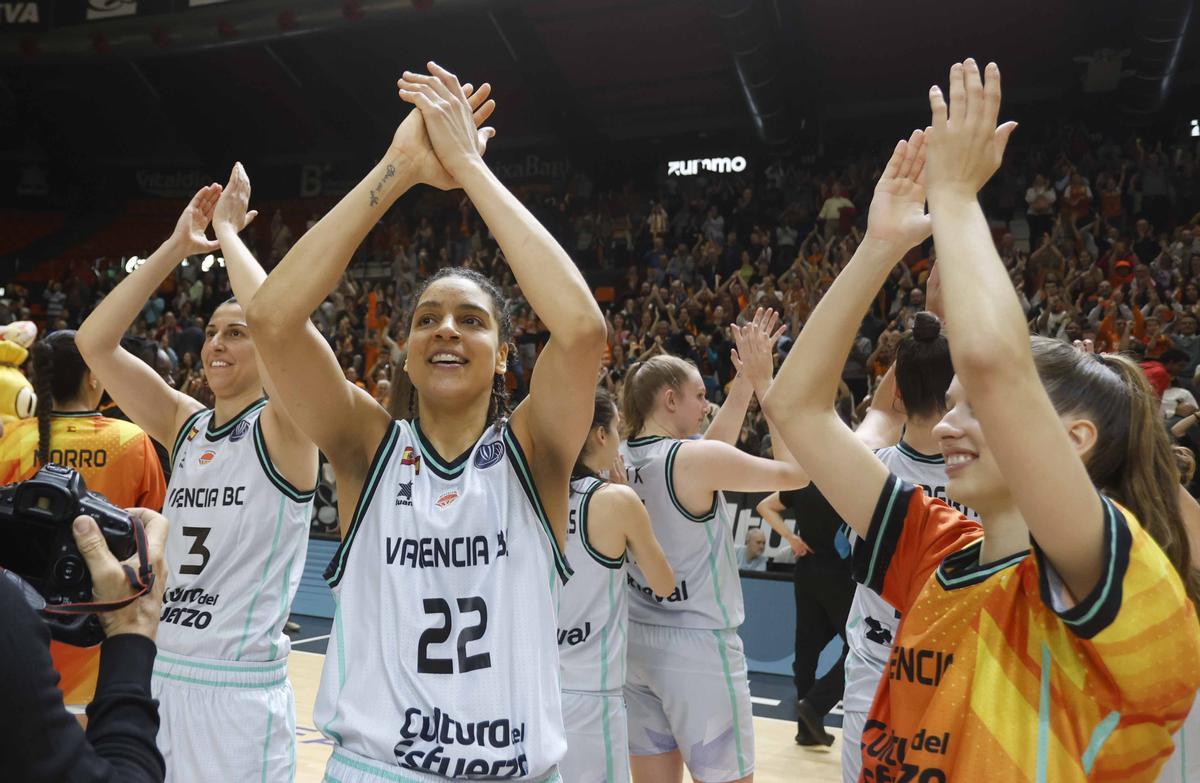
[[0, 410, 166, 704], [854, 475, 1200, 783]]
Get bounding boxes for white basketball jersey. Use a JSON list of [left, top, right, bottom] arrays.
[[619, 436, 744, 630], [843, 441, 978, 713], [160, 399, 314, 662], [558, 477, 628, 694], [314, 419, 570, 779]]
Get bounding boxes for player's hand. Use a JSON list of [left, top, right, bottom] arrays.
[[730, 307, 786, 397], [789, 534, 812, 557], [865, 129, 932, 250], [168, 184, 222, 257], [213, 162, 258, 237], [607, 454, 628, 485], [73, 508, 169, 640], [396, 63, 497, 189], [925, 59, 1018, 200]]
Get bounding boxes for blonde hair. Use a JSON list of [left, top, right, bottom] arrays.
[[620, 354, 696, 438]]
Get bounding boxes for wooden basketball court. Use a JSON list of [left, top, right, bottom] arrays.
[[287, 649, 844, 782]]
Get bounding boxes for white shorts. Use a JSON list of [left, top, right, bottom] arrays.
[[624, 624, 754, 783], [1158, 699, 1200, 783], [560, 691, 629, 783], [841, 711, 866, 783], [151, 650, 295, 783], [322, 747, 563, 782]]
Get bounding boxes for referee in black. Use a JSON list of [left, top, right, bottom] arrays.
[[758, 483, 855, 746]]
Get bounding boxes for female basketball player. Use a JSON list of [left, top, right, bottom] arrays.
[[0, 329, 166, 709], [246, 63, 607, 782], [77, 166, 318, 783], [619, 307, 808, 783], [762, 61, 1200, 781], [559, 386, 674, 783]]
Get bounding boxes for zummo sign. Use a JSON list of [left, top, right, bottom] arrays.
[[667, 156, 748, 176]]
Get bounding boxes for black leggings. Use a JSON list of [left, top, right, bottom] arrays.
[[792, 559, 855, 716]]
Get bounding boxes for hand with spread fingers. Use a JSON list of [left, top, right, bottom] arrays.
[[924, 59, 1018, 199], [730, 307, 786, 398], [395, 61, 497, 190], [168, 183, 223, 257], [865, 128, 933, 251], [212, 162, 259, 237]]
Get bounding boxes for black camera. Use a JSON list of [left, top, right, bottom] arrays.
[[0, 464, 136, 646]]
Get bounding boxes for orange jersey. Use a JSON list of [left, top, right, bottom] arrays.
[[854, 476, 1200, 782], [0, 411, 166, 704]]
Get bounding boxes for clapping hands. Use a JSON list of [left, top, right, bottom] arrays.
[[395, 62, 497, 190], [924, 59, 1018, 200]]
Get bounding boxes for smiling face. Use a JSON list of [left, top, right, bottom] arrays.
[[932, 376, 1011, 514], [404, 275, 507, 412], [201, 302, 261, 400]]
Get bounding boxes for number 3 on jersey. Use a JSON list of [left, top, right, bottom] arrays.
[[180, 526, 212, 576], [417, 596, 491, 674]]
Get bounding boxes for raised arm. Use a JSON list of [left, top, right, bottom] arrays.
[[762, 131, 933, 539], [925, 60, 1109, 600], [704, 308, 784, 445], [247, 78, 496, 478], [212, 163, 317, 491], [398, 63, 606, 548], [855, 364, 904, 450], [76, 190, 215, 447]]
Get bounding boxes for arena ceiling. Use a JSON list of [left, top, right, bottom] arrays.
[[0, 0, 1195, 171]]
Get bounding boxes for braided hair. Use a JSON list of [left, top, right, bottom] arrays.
[[30, 330, 90, 466], [404, 267, 513, 431]]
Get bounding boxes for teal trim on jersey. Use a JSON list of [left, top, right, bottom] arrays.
[[260, 702, 275, 783], [412, 418, 470, 480], [1059, 499, 1121, 631], [49, 410, 102, 418], [601, 693, 615, 783], [702, 518, 733, 628], [205, 397, 267, 440], [152, 670, 287, 690], [154, 652, 287, 674], [319, 607, 347, 746], [323, 776, 345, 783], [935, 540, 1028, 591], [580, 481, 625, 569], [270, 553, 297, 661], [864, 481, 904, 590], [714, 630, 748, 777], [1036, 643, 1051, 783], [236, 495, 287, 661], [253, 418, 317, 503], [896, 441, 944, 465], [503, 423, 574, 584], [626, 435, 667, 448], [665, 441, 717, 523], [171, 408, 208, 465], [1081, 711, 1120, 775], [325, 421, 402, 588], [329, 750, 438, 782]]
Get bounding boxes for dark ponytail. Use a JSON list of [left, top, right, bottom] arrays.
[[30, 330, 90, 467], [1031, 337, 1200, 613], [894, 312, 954, 419], [573, 387, 618, 480]]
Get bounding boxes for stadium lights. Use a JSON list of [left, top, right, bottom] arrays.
[[1192, 119, 1199, 138], [201, 254, 215, 272], [217, 257, 226, 268], [125, 255, 141, 274], [181, 259, 189, 267]]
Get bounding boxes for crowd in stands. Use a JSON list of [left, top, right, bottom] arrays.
[[4, 122, 1200, 482]]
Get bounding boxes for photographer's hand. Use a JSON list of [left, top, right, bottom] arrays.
[[72, 509, 168, 640]]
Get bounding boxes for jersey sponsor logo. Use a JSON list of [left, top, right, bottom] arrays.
[[888, 645, 954, 687], [159, 586, 220, 630], [167, 485, 247, 508], [861, 719, 950, 782], [386, 534, 504, 569], [865, 616, 894, 647], [198, 450, 216, 465], [557, 621, 592, 647], [401, 446, 422, 475], [230, 419, 250, 442], [436, 491, 459, 509], [627, 573, 689, 603], [473, 441, 504, 470], [394, 707, 529, 779], [395, 481, 413, 507]]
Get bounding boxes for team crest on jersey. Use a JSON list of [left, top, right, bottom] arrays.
[[186, 425, 200, 442], [400, 446, 421, 475], [198, 450, 215, 466], [474, 440, 505, 470], [395, 481, 412, 507], [230, 419, 250, 442], [436, 491, 459, 509]]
